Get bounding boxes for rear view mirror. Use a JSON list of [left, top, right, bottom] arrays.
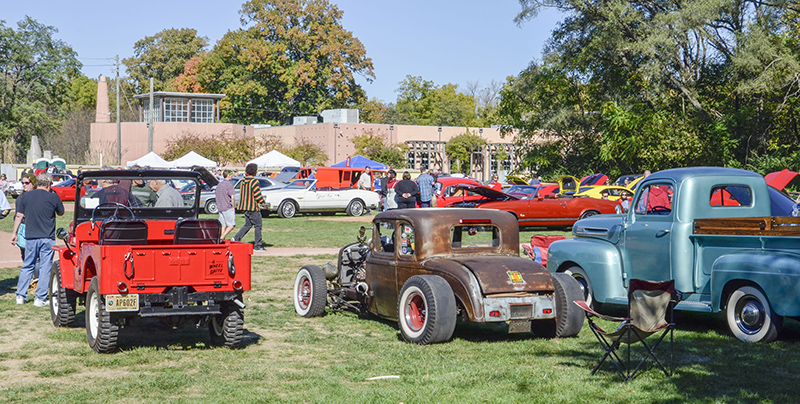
[[56, 227, 68, 240]]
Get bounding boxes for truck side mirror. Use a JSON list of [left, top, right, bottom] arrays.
[[56, 227, 68, 241], [357, 226, 370, 244]]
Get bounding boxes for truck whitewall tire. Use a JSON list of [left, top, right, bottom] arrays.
[[294, 265, 327, 317], [726, 286, 781, 343], [563, 266, 595, 308], [397, 275, 457, 344]]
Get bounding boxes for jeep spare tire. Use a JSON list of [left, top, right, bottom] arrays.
[[397, 275, 457, 344]]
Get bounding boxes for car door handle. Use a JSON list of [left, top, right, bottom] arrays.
[[656, 229, 670, 236]]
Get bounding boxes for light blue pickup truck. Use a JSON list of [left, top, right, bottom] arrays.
[[547, 167, 800, 342]]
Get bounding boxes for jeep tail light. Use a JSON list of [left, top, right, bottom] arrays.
[[489, 310, 501, 317], [460, 219, 492, 224], [542, 308, 552, 314], [233, 280, 243, 291], [117, 282, 128, 293]]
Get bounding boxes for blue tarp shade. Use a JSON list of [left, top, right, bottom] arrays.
[[331, 155, 387, 170]]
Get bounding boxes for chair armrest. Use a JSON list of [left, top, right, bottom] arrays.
[[573, 300, 627, 322]]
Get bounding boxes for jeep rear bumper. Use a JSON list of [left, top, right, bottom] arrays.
[[109, 287, 243, 317]]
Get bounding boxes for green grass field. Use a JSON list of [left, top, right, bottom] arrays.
[[2, 212, 800, 403]]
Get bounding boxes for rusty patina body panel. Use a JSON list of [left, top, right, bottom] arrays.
[[366, 208, 555, 322]]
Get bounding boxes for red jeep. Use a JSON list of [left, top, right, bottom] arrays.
[[49, 170, 252, 353]]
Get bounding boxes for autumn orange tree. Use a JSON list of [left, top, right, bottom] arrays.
[[178, 0, 374, 126]]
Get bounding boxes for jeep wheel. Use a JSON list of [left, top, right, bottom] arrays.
[[205, 198, 218, 214], [293, 265, 327, 317], [346, 199, 365, 216], [531, 273, 584, 338], [726, 285, 781, 343], [209, 303, 244, 348], [397, 275, 457, 344], [86, 276, 119, 353], [50, 261, 77, 327], [278, 200, 297, 218]]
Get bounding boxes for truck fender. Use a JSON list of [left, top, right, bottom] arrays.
[[711, 251, 800, 317], [422, 259, 485, 322], [547, 237, 627, 304]]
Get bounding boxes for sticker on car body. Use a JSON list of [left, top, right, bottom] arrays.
[[507, 271, 526, 284]]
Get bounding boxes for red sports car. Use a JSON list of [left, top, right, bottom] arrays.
[[433, 176, 485, 207], [51, 178, 80, 201], [450, 184, 620, 228]]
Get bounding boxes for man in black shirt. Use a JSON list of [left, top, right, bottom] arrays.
[[11, 172, 65, 306]]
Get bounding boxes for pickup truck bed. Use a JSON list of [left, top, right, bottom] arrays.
[[694, 216, 800, 236]]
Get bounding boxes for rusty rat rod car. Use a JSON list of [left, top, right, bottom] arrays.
[[293, 208, 584, 344], [50, 169, 252, 352]]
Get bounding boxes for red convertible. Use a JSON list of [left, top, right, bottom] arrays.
[[448, 185, 619, 229]]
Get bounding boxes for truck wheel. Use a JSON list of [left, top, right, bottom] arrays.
[[293, 265, 327, 317], [726, 286, 781, 343], [346, 199, 365, 216], [397, 275, 457, 344], [205, 198, 218, 214], [49, 261, 77, 327], [278, 200, 297, 218], [209, 303, 244, 348], [563, 266, 596, 308], [531, 273, 584, 338], [86, 276, 119, 353]]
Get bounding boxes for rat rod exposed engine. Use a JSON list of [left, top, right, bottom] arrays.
[[293, 227, 371, 317]]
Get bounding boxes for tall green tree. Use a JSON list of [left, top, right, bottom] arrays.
[[504, 0, 800, 176], [394, 75, 479, 126], [184, 0, 374, 125], [352, 133, 406, 168], [445, 130, 488, 174], [0, 17, 81, 161], [123, 28, 208, 94]]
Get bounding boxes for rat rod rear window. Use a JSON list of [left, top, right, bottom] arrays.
[[451, 225, 499, 248]]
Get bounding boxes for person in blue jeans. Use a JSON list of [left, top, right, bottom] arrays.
[[11, 172, 64, 306]]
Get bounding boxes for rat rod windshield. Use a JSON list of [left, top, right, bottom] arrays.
[[74, 169, 202, 224]]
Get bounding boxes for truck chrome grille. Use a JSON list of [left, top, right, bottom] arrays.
[[510, 304, 533, 319]]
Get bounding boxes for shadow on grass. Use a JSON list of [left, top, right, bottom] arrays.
[[72, 309, 262, 351], [0, 274, 19, 298]]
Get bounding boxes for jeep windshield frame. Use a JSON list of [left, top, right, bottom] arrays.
[[74, 169, 202, 224]]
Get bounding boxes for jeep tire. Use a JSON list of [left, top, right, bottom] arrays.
[[50, 261, 77, 327], [86, 276, 119, 353], [209, 302, 244, 348]]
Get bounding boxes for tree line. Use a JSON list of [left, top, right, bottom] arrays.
[[1, 0, 799, 179]]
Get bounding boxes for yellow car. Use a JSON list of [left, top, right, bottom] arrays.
[[575, 185, 633, 201]]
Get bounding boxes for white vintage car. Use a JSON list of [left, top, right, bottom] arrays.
[[264, 179, 380, 218]]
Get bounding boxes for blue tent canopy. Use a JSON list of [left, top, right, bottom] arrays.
[[331, 155, 387, 170]]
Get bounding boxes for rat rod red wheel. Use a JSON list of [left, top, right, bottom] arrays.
[[397, 275, 457, 345], [293, 265, 327, 317]]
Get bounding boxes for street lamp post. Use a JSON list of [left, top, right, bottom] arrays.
[[438, 126, 442, 171], [333, 123, 338, 164]]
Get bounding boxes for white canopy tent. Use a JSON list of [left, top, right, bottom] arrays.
[[247, 150, 301, 168], [170, 151, 217, 168], [126, 151, 175, 168]]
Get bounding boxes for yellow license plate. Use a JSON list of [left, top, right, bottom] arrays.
[[105, 294, 139, 312]]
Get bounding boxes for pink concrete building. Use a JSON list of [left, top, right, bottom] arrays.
[[90, 86, 521, 180]]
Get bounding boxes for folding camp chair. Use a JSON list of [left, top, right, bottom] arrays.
[[574, 279, 679, 381]]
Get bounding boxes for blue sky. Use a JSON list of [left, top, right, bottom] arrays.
[[2, 0, 561, 103]]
